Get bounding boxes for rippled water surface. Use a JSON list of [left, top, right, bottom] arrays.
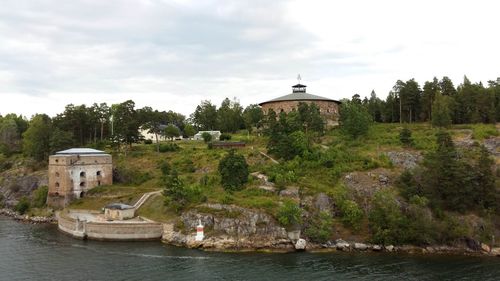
[[1, 216, 499, 281]]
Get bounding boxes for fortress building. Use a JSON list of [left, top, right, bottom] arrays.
[[259, 83, 341, 126], [47, 148, 112, 208]]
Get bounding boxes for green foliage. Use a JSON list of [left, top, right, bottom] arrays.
[[368, 189, 409, 245], [32, 186, 48, 208], [183, 124, 197, 138], [22, 114, 52, 161], [113, 165, 152, 185], [396, 169, 419, 200], [305, 211, 334, 243], [15, 196, 30, 215], [339, 101, 372, 138], [201, 132, 212, 143], [276, 200, 302, 227], [219, 133, 232, 141], [159, 143, 179, 152], [217, 98, 245, 133], [218, 150, 249, 191], [0, 153, 12, 172], [471, 124, 499, 140], [431, 92, 452, 127], [111, 100, 141, 146], [163, 170, 206, 212], [399, 127, 413, 147], [338, 200, 363, 230], [243, 104, 263, 131], [164, 124, 181, 140], [144, 139, 153, 144], [191, 100, 218, 130]]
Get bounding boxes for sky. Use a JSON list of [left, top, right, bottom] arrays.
[[1, 0, 499, 118]]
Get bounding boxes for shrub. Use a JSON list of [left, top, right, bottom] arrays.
[[158, 160, 171, 176], [399, 127, 413, 147], [113, 165, 152, 185], [368, 189, 409, 245], [218, 150, 249, 191], [32, 185, 48, 208], [339, 102, 372, 138], [276, 200, 302, 227], [339, 200, 363, 230], [472, 124, 499, 140], [163, 170, 206, 212], [219, 133, 232, 141], [15, 196, 30, 215], [159, 143, 179, 152], [201, 132, 212, 143], [305, 211, 334, 243], [144, 139, 153, 144]]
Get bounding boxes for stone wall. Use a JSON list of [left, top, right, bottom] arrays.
[[57, 211, 163, 240], [260, 100, 340, 126]]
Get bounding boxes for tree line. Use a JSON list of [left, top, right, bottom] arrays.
[[359, 76, 500, 125]]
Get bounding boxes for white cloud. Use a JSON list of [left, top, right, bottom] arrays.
[[0, 0, 499, 118]]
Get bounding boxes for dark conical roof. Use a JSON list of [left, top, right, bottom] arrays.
[[259, 85, 340, 106]]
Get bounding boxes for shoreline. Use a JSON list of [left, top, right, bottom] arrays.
[[1, 210, 498, 257]]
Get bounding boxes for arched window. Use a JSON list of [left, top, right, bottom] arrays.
[[80, 182, 86, 187], [96, 171, 101, 176], [55, 182, 60, 188], [80, 171, 86, 177]]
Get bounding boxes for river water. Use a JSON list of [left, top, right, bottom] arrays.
[[1, 216, 499, 281]]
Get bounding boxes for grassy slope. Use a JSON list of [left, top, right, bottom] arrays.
[[70, 123, 499, 236]]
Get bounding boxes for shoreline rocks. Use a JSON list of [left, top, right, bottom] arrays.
[[0, 208, 56, 224]]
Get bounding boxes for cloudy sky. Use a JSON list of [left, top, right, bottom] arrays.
[[1, 0, 499, 118]]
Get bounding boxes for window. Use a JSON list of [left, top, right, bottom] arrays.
[[55, 172, 60, 177], [96, 171, 101, 176], [98, 180, 101, 186], [80, 182, 86, 187], [80, 171, 86, 177], [55, 182, 60, 188]]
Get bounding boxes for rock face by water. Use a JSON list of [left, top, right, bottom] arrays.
[[162, 203, 292, 250], [0, 169, 47, 208]]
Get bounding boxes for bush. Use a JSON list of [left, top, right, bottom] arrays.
[[159, 143, 179, 152], [305, 211, 334, 243], [339, 200, 363, 230], [276, 200, 302, 227], [201, 132, 212, 143], [472, 124, 499, 140], [368, 189, 409, 245], [113, 165, 152, 185], [218, 150, 249, 191], [339, 102, 372, 138], [32, 186, 48, 208], [144, 139, 153, 144], [399, 127, 413, 147], [163, 170, 206, 212], [15, 196, 30, 215], [219, 133, 232, 141]]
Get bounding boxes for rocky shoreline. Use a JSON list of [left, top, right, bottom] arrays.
[[0, 208, 56, 224], [1, 207, 498, 257]]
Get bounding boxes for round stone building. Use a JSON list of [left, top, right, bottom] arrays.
[[259, 84, 341, 126]]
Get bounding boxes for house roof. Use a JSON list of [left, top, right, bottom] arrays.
[[105, 203, 135, 210], [55, 148, 108, 155], [259, 92, 341, 106]]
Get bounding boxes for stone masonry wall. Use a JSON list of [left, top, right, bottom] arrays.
[[261, 100, 340, 124]]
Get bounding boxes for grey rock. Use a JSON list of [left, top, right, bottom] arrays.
[[313, 193, 332, 214], [372, 245, 382, 251], [354, 242, 368, 250], [279, 187, 299, 199], [386, 151, 422, 169], [385, 245, 394, 252], [295, 238, 307, 250], [335, 239, 350, 250]]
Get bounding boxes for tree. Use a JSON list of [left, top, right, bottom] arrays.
[[421, 78, 439, 121], [218, 150, 249, 191], [243, 104, 263, 131], [399, 127, 413, 147], [138, 106, 163, 152], [22, 114, 52, 161], [49, 128, 74, 154], [183, 124, 196, 138], [0, 117, 20, 155], [111, 100, 141, 147], [217, 98, 244, 133], [164, 124, 180, 140], [431, 92, 452, 128], [191, 100, 218, 130], [339, 102, 372, 138]]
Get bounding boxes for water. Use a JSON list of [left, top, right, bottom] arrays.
[[1, 216, 499, 281]]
